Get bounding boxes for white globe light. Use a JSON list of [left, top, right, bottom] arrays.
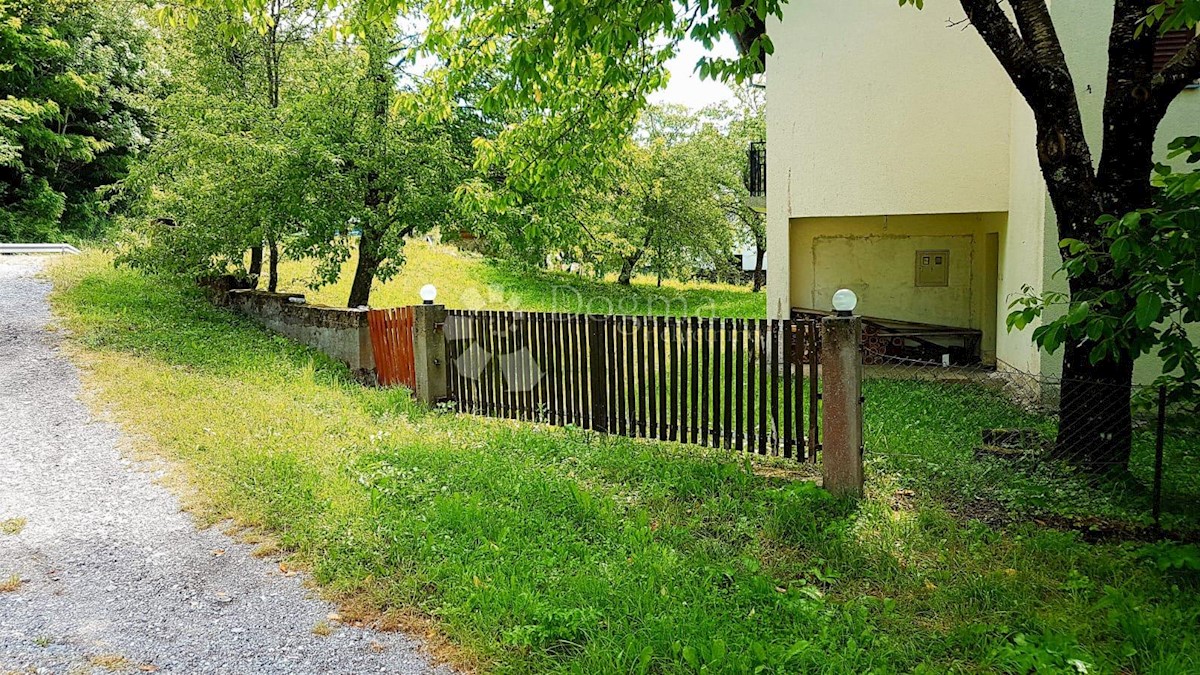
[[419, 284, 438, 304], [832, 288, 858, 314]]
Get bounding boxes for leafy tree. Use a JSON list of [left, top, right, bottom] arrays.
[[117, 8, 321, 286], [703, 84, 766, 291], [0, 0, 153, 242], [589, 106, 733, 286], [1010, 136, 1200, 403], [893, 0, 1200, 470]]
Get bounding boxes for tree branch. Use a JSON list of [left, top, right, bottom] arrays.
[[1154, 34, 1200, 104], [1010, 0, 1068, 67], [957, 0, 1046, 99]]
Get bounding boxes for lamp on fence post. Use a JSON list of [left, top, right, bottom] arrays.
[[821, 288, 864, 498], [412, 285, 447, 405], [420, 284, 438, 305]]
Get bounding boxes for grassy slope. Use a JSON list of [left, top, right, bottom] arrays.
[[48, 252, 1200, 674], [273, 240, 766, 318]]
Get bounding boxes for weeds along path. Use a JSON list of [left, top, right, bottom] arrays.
[[0, 256, 450, 675]]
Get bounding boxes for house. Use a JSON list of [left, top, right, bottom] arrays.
[[758, 0, 1198, 379]]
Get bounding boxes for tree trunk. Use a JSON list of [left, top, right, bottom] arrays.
[[1056, 323, 1134, 472], [347, 232, 380, 308], [267, 237, 279, 293], [248, 245, 263, 288], [617, 255, 639, 285], [751, 244, 765, 293]]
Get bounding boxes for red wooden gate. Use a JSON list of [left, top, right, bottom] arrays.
[[368, 307, 416, 389]]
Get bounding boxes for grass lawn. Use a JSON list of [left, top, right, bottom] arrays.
[[48, 251, 1200, 674], [273, 239, 767, 318]]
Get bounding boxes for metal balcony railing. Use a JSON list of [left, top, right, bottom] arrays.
[[746, 141, 766, 198]]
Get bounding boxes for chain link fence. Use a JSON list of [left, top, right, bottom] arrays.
[[862, 350, 1199, 535]]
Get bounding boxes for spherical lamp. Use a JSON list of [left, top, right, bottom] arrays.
[[832, 288, 858, 317], [419, 284, 438, 305]]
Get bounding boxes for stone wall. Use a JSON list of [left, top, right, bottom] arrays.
[[225, 290, 375, 377]]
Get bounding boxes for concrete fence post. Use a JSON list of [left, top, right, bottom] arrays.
[[820, 315, 864, 498], [412, 303, 448, 405]]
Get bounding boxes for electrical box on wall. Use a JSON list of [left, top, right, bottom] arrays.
[[915, 250, 949, 287]]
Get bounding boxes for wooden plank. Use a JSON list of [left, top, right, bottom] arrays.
[[548, 313, 560, 425], [531, 312, 544, 421], [591, 314, 609, 432], [770, 320, 780, 454], [565, 313, 576, 426], [607, 315, 618, 433], [747, 319, 757, 455], [783, 319, 794, 459], [467, 311, 480, 414], [757, 319, 768, 454], [700, 318, 710, 447], [712, 318, 722, 447], [678, 317, 689, 445], [662, 317, 672, 441], [636, 317, 647, 438], [689, 317, 699, 445], [491, 311, 506, 418], [793, 320, 805, 461], [729, 314, 739, 451], [578, 313, 590, 429], [722, 319, 733, 450], [808, 320, 821, 462], [622, 315, 634, 437], [669, 316, 679, 442]]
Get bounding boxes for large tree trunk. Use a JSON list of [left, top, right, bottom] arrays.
[[617, 254, 640, 285], [1056, 320, 1134, 472], [248, 245, 263, 288], [751, 244, 765, 293], [267, 237, 279, 293], [348, 231, 381, 307]]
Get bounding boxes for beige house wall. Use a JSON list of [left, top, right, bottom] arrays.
[[789, 214, 1005, 362], [766, 0, 1200, 379]]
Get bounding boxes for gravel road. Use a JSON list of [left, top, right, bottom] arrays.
[[0, 256, 450, 675]]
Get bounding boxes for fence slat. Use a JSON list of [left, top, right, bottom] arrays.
[[735, 319, 745, 454], [701, 318, 711, 448], [747, 320, 757, 455], [672, 317, 681, 444], [758, 319, 768, 454], [794, 320, 806, 460], [770, 320, 780, 454], [808, 321, 820, 462], [783, 319, 794, 459]]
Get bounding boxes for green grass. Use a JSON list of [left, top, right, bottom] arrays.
[[863, 374, 1200, 531], [274, 239, 766, 318], [48, 252, 1200, 674]]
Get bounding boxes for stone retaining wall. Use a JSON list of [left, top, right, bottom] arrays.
[[225, 290, 375, 377]]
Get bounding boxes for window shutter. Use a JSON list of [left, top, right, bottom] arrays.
[[1154, 28, 1194, 73]]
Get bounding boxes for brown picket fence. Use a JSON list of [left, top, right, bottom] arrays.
[[444, 311, 821, 460], [368, 306, 416, 389]]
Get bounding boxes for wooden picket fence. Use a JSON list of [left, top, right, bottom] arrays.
[[444, 311, 821, 460], [368, 306, 417, 389]]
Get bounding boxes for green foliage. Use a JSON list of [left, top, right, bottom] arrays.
[[1008, 137, 1200, 398], [118, 2, 472, 302], [0, 0, 153, 241]]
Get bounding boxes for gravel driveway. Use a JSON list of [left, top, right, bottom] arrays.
[[0, 256, 450, 675]]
